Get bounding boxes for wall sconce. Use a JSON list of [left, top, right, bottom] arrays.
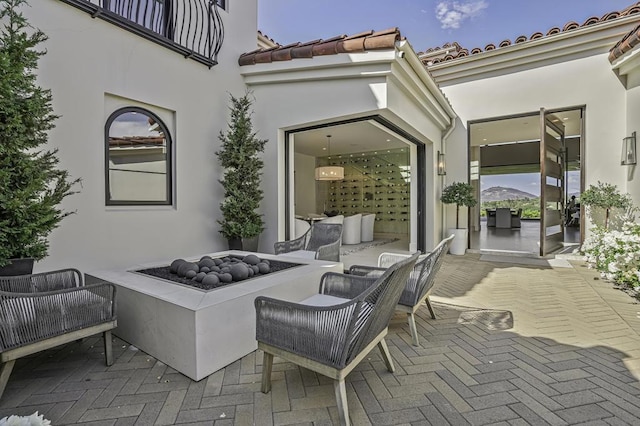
[[622, 132, 637, 165], [437, 151, 446, 175]]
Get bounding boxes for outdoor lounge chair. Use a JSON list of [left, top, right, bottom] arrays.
[[255, 252, 419, 425], [349, 234, 454, 346], [274, 222, 343, 262], [0, 269, 117, 399]]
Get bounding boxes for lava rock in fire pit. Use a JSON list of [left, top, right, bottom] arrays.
[[229, 263, 249, 281], [202, 274, 220, 287], [243, 254, 260, 265], [177, 262, 199, 277]]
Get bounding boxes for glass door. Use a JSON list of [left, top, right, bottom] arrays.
[[539, 109, 566, 256]]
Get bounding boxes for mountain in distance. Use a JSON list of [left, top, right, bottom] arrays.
[[481, 186, 538, 202]]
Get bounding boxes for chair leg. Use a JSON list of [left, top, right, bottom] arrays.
[[0, 360, 16, 400], [334, 378, 350, 426], [261, 352, 274, 393], [104, 330, 114, 366], [425, 296, 437, 319], [406, 312, 421, 347], [377, 338, 395, 373]]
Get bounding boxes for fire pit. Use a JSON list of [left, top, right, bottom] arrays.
[[86, 251, 343, 380], [136, 254, 300, 291]]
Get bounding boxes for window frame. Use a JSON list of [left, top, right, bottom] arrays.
[[104, 106, 174, 207]]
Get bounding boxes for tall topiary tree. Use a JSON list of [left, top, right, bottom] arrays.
[[0, 0, 79, 267], [216, 93, 266, 243], [580, 181, 632, 230], [441, 182, 477, 229]]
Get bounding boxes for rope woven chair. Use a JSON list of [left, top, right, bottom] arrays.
[[0, 269, 117, 399], [255, 252, 419, 426], [349, 234, 454, 346], [274, 222, 342, 262]]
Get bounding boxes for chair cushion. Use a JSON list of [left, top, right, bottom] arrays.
[[300, 294, 350, 307], [281, 250, 317, 260]]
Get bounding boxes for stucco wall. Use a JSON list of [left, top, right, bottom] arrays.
[[441, 53, 631, 230], [245, 65, 447, 251], [625, 85, 640, 204], [25, 1, 255, 272]]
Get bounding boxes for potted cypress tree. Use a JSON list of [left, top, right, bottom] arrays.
[[0, 0, 79, 275], [216, 93, 266, 251], [441, 182, 477, 255]]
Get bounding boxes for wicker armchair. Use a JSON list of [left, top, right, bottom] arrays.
[[274, 222, 342, 262], [349, 234, 454, 346], [255, 253, 419, 425], [0, 269, 117, 399]]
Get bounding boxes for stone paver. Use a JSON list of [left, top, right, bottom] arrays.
[[3, 254, 640, 425]]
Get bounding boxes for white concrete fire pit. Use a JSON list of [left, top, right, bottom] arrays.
[[86, 251, 343, 381]]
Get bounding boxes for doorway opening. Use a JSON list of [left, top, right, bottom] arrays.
[[284, 116, 428, 253], [468, 107, 584, 256]]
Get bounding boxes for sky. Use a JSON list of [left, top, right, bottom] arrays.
[[481, 171, 581, 198], [259, 0, 636, 53]]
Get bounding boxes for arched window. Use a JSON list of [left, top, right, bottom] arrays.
[[105, 107, 173, 206]]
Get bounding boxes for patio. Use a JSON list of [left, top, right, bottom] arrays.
[[2, 249, 640, 425]]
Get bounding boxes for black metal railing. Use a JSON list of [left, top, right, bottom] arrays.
[[59, 0, 224, 67]]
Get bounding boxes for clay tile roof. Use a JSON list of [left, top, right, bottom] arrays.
[[422, 2, 640, 66], [609, 22, 640, 62], [239, 28, 402, 66]]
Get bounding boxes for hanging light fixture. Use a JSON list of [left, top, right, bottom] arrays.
[[315, 134, 344, 181]]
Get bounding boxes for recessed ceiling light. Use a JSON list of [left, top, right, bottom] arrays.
[[563, 117, 569, 121], [322, 147, 327, 150], [386, 139, 391, 142], [483, 138, 487, 141]]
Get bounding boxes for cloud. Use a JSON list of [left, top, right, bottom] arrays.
[[435, 1, 488, 29]]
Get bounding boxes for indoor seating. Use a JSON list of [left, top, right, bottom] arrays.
[[342, 213, 362, 245], [361, 213, 376, 242]]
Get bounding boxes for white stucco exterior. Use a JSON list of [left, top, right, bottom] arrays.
[[429, 15, 640, 232], [241, 43, 455, 252], [27, 1, 256, 272], [14, 1, 640, 273]]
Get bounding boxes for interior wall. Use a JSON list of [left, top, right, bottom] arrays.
[[293, 153, 317, 217]]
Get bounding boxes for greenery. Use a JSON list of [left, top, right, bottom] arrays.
[[216, 93, 266, 240], [0, 0, 79, 267], [580, 181, 632, 230], [441, 182, 477, 229]]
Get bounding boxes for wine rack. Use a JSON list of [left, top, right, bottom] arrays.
[[316, 148, 410, 234]]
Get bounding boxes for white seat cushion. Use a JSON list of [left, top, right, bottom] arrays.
[[300, 294, 350, 306], [281, 250, 317, 259]]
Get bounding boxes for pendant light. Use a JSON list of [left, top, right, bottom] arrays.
[[315, 134, 344, 181]]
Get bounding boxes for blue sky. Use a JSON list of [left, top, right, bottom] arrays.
[[259, 0, 635, 52]]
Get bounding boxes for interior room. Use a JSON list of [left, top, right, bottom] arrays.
[[290, 121, 418, 252], [468, 108, 583, 255]]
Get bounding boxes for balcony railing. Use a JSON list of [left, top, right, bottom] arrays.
[[59, 0, 224, 67]]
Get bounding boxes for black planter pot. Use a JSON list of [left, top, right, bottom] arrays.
[[227, 236, 259, 252], [0, 258, 35, 276]]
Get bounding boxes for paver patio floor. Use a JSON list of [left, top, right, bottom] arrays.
[[2, 253, 640, 425]]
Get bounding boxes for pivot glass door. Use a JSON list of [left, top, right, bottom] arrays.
[[539, 109, 566, 256]]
